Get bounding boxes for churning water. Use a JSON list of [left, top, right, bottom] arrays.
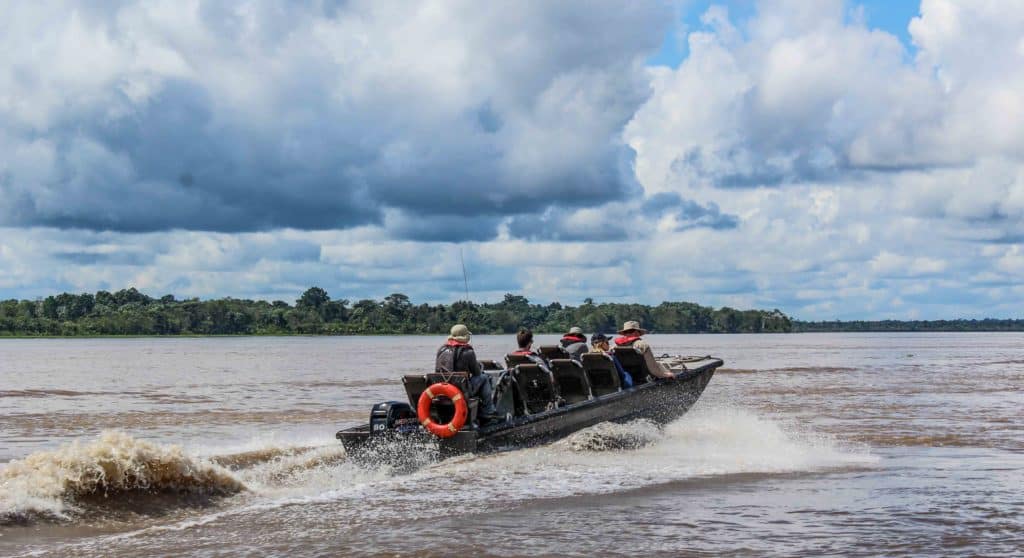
[[0, 334, 1021, 556]]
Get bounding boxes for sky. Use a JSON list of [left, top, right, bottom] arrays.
[[0, 0, 1022, 320]]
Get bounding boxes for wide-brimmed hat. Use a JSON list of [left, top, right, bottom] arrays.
[[567, 326, 584, 335], [448, 324, 472, 343], [591, 332, 609, 344], [617, 320, 647, 335]]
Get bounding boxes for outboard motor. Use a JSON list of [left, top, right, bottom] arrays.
[[369, 401, 419, 435]]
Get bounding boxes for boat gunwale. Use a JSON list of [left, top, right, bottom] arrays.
[[474, 356, 722, 436]]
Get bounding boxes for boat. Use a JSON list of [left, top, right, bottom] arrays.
[[336, 346, 722, 462]]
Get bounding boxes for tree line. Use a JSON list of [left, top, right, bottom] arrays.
[[793, 319, 1024, 332], [0, 288, 793, 336]]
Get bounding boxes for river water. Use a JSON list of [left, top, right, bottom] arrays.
[[0, 333, 1021, 557]]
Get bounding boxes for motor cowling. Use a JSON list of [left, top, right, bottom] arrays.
[[369, 401, 419, 435]]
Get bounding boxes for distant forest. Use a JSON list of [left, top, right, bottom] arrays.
[[2, 288, 1019, 337], [794, 319, 1024, 332], [0, 288, 792, 336]]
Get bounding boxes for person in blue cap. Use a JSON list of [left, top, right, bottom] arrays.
[[589, 332, 633, 388]]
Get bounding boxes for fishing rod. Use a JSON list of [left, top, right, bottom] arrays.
[[460, 247, 470, 302]]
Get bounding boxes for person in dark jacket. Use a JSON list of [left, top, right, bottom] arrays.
[[435, 324, 499, 419], [559, 326, 589, 360], [589, 332, 633, 388]]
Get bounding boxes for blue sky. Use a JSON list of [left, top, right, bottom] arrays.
[[1, 0, 1022, 320]]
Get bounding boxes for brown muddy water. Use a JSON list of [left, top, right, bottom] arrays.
[[0, 333, 1021, 557]]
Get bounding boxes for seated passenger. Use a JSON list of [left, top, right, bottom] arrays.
[[589, 333, 633, 388], [613, 321, 675, 379], [508, 328, 551, 369], [559, 326, 589, 360], [435, 324, 500, 420]]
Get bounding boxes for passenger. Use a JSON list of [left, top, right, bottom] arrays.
[[435, 324, 500, 420], [613, 321, 675, 379], [508, 328, 549, 368], [589, 333, 633, 388], [559, 326, 589, 360]]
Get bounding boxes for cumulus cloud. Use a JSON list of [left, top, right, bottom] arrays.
[[0, 0, 667, 234], [504, 192, 737, 242], [629, 0, 1024, 190], [616, 0, 1024, 318], [2, 0, 1024, 320]]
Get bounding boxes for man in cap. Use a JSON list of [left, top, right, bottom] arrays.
[[436, 324, 500, 421], [613, 321, 675, 379], [559, 326, 589, 360], [589, 332, 633, 388]]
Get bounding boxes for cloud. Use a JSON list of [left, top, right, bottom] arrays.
[[610, 0, 1024, 319], [504, 191, 737, 242], [640, 192, 739, 231], [626, 0, 1024, 193], [869, 251, 947, 277], [2, 1, 1024, 321], [0, 1, 668, 234]]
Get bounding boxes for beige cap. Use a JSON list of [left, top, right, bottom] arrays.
[[617, 320, 648, 335], [567, 326, 583, 335], [448, 324, 472, 343]]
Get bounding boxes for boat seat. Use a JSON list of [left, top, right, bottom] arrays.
[[549, 359, 592, 404], [612, 347, 651, 384], [479, 359, 503, 371], [538, 345, 569, 361], [580, 353, 622, 396], [488, 370, 516, 418], [505, 353, 535, 368], [403, 372, 479, 426], [512, 364, 558, 415], [425, 372, 472, 394], [402, 374, 429, 408]]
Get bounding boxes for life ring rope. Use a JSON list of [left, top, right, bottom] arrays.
[[417, 382, 468, 438]]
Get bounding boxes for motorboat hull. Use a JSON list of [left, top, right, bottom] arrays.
[[337, 356, 721, 461]]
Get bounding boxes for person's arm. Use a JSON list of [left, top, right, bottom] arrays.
[[611, 355, 633, 387], [636, 341, 674, 379], [465, 348, 482, 376]]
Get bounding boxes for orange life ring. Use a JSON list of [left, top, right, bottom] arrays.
[[417, 383, 468, 438]]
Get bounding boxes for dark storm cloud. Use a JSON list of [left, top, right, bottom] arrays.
[[0, 1, 668, 234], [5, 79, 380, 232]]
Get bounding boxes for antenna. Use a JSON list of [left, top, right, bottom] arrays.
[[459, 247, 470, 302]]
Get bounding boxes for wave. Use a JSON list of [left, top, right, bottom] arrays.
[[279, 404, 879, 521], [1, 405, 876, 532], [234, 445, 350, 491], [0, 389, 105, 398], [553, 419, 664, 452], [0, 431, 244, 524]]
